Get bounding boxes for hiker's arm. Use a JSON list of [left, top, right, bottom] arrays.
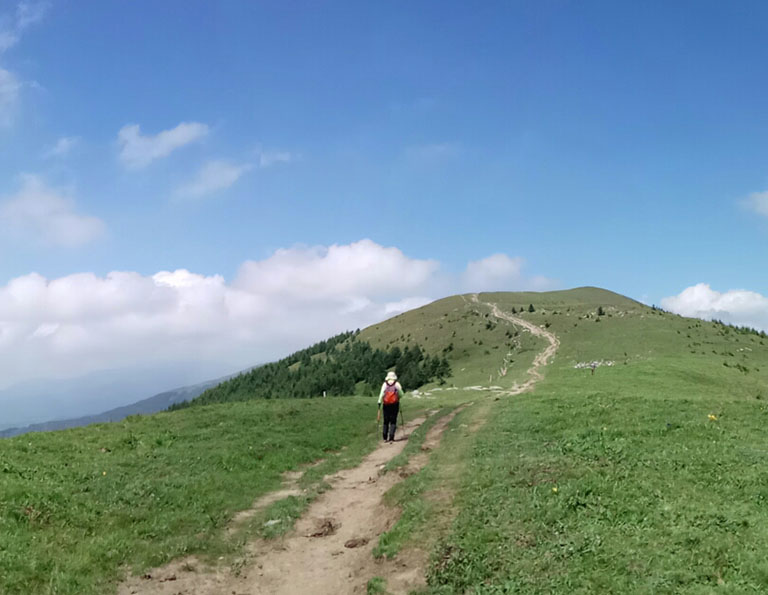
[[377, 383, 385, 407]]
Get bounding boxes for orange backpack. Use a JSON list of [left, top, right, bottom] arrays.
[[382, 383, 400, 405]]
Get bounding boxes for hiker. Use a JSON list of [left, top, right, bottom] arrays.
[[377, 371, 403, 443], [590, 361, 597, 375]]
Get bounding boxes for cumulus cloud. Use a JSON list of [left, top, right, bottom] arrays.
[[743, 191, 768, 218], [117, 122, 209, 168], [661, 283, 768, 331], [0, 240, 439, 387], [0, 174, 105, 246], [44, 135, 79, 158], [0, 240, 554, 390], [234, 240, 440, 301], [176, 159, 252, 198], [462, 254, 557, 292]]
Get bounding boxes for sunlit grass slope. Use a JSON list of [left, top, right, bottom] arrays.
[[364, 285, 768, 400], [360, 295, 547, 389], [408, 289, 768, 593], [0, 398, 384, 595], [426, 375, 768, 592], [485, 287, 768, 399]]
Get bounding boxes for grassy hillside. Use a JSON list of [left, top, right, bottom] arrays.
[[360, 294, 548, 388], [0, 398, 394, 595], [5, 286, 768, 594], [486, 287, 768, 400], [369, 289, 768, 593], [426, 385, 768, 593]]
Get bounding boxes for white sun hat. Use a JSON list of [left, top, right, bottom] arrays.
[[385, 371, 397, 381]]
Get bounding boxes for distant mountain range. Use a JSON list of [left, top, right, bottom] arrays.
[[0, 373, 236, 438]]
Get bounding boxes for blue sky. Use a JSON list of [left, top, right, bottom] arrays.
[[1, 0, 768, 393]]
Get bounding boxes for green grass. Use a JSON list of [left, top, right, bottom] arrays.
[[0, 397, 392, 595], [367, 576, 388, 594], [426, 368, 768, 593], [374, 402, 489, 562]]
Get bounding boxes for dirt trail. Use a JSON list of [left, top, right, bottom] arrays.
[[367, 298, 560, 592], [120, 407, 465, 595], [120, 298, 559, 595], [470, 294, 560, 396]]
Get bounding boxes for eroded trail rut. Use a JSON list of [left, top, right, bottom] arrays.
[[468, 294, 560, 396], [485, 300, 559, 395], [121, 408, 465, 595]]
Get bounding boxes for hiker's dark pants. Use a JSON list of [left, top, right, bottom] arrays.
[[382, 403, 399, 441]]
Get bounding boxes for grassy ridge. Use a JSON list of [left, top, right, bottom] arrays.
[[361, 295, 547, 389], [485, 288, 768, 385], [416, 291, 768, 593], [0, 398, 385, 595]]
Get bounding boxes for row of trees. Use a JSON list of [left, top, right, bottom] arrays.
[[171, 332, 452, 409], [713, 319, 768, 338]]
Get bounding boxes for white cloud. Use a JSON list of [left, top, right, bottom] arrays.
[[0, 174, 105, 246], [0, 2, 48, 126], [744, 191, 768, 217], [661, 283, 768, 331], [258, 149, 296, 168], [44, 135, 80, 158], [234, 239, 440, 301], [15, 1, 49, 30], [176, 159, 252, 198], [117, 122, 209, 168], [0, 1, 49, 53], [384, 296, 434, 315], [462, 254, 557, 292], [0, 31, 16, 54], [0, 240, 554, 391], [0, 241, 440, 387]]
